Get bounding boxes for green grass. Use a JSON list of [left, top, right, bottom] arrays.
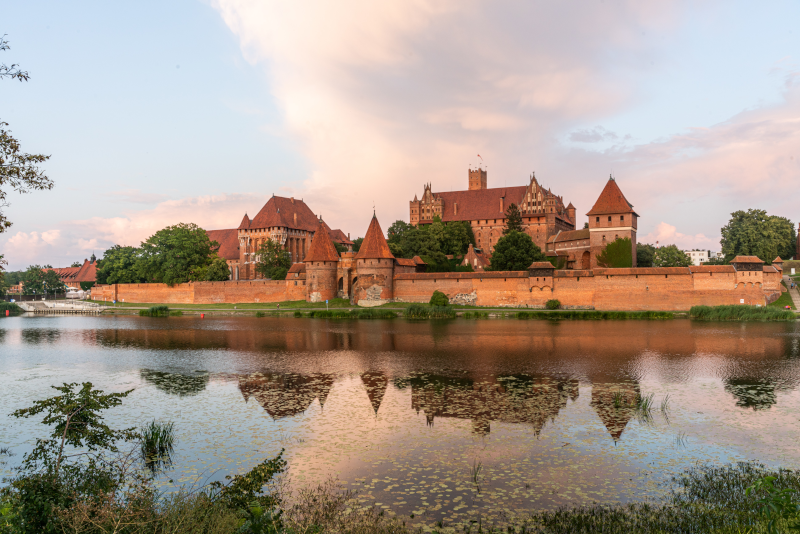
[[405, 304, 456, 319], [690, 304, 796, 321], [0, 302, 22, 315], [768, 282, 796, 310], [139, 305, 171, 317], [303, 309, 397, 319], [461, 311, 490, 319], [140, 420, 175, 473], [516, 310, 674, 320]]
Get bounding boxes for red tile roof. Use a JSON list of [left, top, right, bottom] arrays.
[[529, 261, 555, 269], [355, 216, 395, 260], [246, 196, 320, 232], [689, 265, 735, 273], [731, 255, 764, 263], [547, 228, 590, 243], [288, 263, 306, 274], [586, 178, 638, 216], [763, 265, 778, 273], [430, 186, 527, 222], [51, 260, 98, 283], [304, 219, 340, 262], [395, 258, 416, 267], [207, 228, 240, 261], [773, 257, 784, 263], [412, 256, 427, 265], [238, 213, 251, 230], [328, 228, 353, 246]]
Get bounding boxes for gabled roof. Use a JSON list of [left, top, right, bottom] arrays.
[[206, 229, 240, 261], [355, 215, 395, 260], [328, 228, 353, 246], [547, 228, 590, 243], [773, 257, 784, 263], [412, 256, 427, 265], [288, 263, 306, 274], [529, 261, 555, 269], [248, 196, 319, 232], [304, 219, 340, 262], [395, 258, 417, 267], [730, 255, 764, 264], [763, 265, 778, 273], [689, 265, 735, 273], [586, 178, 638, 216], [238, 214, 251, 230], [71, 259, 97, 283]]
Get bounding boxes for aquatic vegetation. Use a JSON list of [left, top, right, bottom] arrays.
[[675, 431, 688, 448], [516, 310, 674, 320], [256, 311, 266, 317], [294, 310, 303, 318], [305, 309, 397, 319], [169, 310, 183, 316], [660, 394, 671, 415], [140, 420, 175, 473], [462, 311, 490, 319], [405, 305, 456, 319], [139, 305, 170, 317], [690, 304, 796, 321], [0, 302, 22, 315], [470, 459, 483, 492]]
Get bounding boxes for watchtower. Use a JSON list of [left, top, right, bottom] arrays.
[[468, 168, 487, 191]]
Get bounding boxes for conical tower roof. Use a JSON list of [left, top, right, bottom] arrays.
[[587, 177, 638, 216], [355, 215, 395, 260], [305, 218, 340, 262], [238, 213, 251, 230]]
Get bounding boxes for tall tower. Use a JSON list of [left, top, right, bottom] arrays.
[[304, 218, 340, 303], [468, 168, 487, 191], [586, 176, 639, 269], [352, 214, 395, 305]]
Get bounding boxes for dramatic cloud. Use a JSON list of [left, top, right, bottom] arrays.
[[2, 230, 62, 265], [640, 222, 719, 250]]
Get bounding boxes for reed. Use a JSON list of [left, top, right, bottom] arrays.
[[516, 310, 674, 320], [612, 390, 626, 409], [405, 304, 455, 319], [660, 394, 671, 415], [255, 311, 266, 318], [305, 309, 397, 319], [140, 420, 176, 473], [0, 302, 22, 315], [675, 431, 689, 448], [462, 311, 490, 319], [139, 305, 170, 317], [690, 304, 796, 321], [470, 459, 483, 492]]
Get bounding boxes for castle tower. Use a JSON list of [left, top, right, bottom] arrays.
[[586, 176, 639, 269], [304, 218, 340, 303], [468, 168, 487, 191], [352, 214, 395, 305]]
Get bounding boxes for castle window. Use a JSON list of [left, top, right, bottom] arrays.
[[620, 216, 624, 222], [608, 216, 612, 222], [596, 217, 600, 223]]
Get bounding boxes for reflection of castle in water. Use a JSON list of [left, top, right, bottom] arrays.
[[590, 382, 641, 442], [361, 371, 388, 415], [398, 373, 579, 435], [239, 372, 334, 419], [140, 369, 210, 397]]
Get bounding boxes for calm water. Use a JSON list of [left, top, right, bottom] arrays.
[[1, 316, 799, 525]]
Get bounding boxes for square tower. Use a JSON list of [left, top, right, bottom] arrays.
[[468, 168, 487, 190], [586, 177, 639, 268]]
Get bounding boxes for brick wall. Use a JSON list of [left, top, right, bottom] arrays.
[[91, 280, 299, 304]]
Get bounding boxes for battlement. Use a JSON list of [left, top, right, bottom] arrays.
[[468, 168, 487, 190]]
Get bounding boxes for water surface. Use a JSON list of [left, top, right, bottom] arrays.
[[1, 316, 799, 526]]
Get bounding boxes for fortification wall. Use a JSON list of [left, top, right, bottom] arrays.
[[91, 280, 300, 304]]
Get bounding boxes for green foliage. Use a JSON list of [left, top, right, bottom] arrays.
[[209, 451, 287, 511], [137, 223, 218, 285], [596, 237, 633, 268], [21, 265, 45, 294], [503, 202, 523, 234], [205, 256, 231, 281], [140, 305, 170, 317], [294, 310, 302, 318], [0, 37, 54, 234], [387, 219, 474, 266], [333, 241, 348, 254], [95, 245, 145, 284], [429, 290, 449, 306], [42, 269, 65, 294], [351, 237, 363, 252], [254, 239, 291, 280], [0, 302, 22, 315], [653, 244, 692, 267], [721, 208, 797, 263], [140, 420, 175, 473], [746, 476, 800, 534], [516, 310, 674, 320], [79, 281, 94, 291], [489, 231, 546, 271], [546, 299, 560, 310], [690, 305, 796, 321], [769, 286, 795, 310], [636, 243, 656, 267], [305, 309, 396, 319], [256, 311, 266, 318], [2, 269, 23, 287], [405, 304, 455, 319]]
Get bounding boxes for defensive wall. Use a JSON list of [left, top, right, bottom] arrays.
[[90, 264, 782, 311]]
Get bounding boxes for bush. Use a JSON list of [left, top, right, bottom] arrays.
[[255, 311, 266, 318], [690, 305, 796, 321], [139, 305, 170, 317], [546, 299, 561, 310], [305, 309, 396, 319], [0, 302, 22, 315], [405, 304, 455, 319], [294, 311, 303, 318], [168, 310, 183, 317], [429, 290, 449, 306], [516, 310, 674, 320]]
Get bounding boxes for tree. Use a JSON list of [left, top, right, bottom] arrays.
[[1, 36, 53, 234], [720, 209, 796, 263], [42, 269, 65, 294], [254, 238, 291, 279], [387, 220, 414, 241], [489, 231, 546, 271], [596, 237, 633, 268], [653, 244, 692, 267], [429, 290, 449, 306], [95, 245, 144, 285], [333, 241, 348, 254], [70, 261, 81, 268], [204, 256, 231, 281], [135, 223, 217, 285], [352, 237, 364, 252], [442, 221, 474, 255], [503, 203, 523, 235], [636, 243, 656, 267], [22, 265, 45, 294]]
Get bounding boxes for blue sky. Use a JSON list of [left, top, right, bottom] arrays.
[[1, 0, 798, 269]]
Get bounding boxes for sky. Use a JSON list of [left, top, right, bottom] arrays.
[[1, 0, 798, 270]]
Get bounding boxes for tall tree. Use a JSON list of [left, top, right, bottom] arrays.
[[135, 223, 217, 285], [95, 245, 144, 284], [596, 237, 633, 268], [720, 209, 796, 263], [42, 269, 66, 294], [21, 264, 45, 294], [489, 231, 546, 271], [636, 243, 656, 267], [204, 256, 232, 281], [1, 36, 53, 234], [352, 237, 364, 252], [503, 203, 523, 235], [653, 244, 692, 267], [254, 239, 291, 280]]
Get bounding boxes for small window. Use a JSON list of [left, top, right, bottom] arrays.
[[596, 217, 600, 223], [608, 216, 612, 222], [620, 215, 624, 222]]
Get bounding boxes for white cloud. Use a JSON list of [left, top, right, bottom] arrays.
[[2, 230, 62, 265], [640, 222, 719, 250]]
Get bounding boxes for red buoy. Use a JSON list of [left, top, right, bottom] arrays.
[[201, 313, 205, 318]]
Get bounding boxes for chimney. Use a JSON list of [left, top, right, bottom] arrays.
[[293, 213, 297, 226], [454, 202, 458, 215], [348, 232, 350, 239], [290, 197, 295, 204]]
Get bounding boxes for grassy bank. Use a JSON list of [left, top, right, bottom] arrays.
[[0, 302, 22, 315], [690, 304, 796, 321], [301, 309, 397, 319], [138, 305, 183, 317], [516, 310, 674, 320], [769, 285, 796, 310]]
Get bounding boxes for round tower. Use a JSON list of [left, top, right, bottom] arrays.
[[304, 219, 340, 303], [353, 214, 396, 305]]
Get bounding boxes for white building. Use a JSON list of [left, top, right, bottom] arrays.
[[684, 249, 711, 266]]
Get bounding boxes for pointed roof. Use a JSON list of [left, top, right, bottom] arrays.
[[249, 196, 319, 232], [586, 177, 638, 216], [304, 219, 340, 262], [238, 213, 251, 230], [566, 202, 575, 209], [355, 215, 395, 260], [773, 257, 784, 263], [361, 372, 388, 415]]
